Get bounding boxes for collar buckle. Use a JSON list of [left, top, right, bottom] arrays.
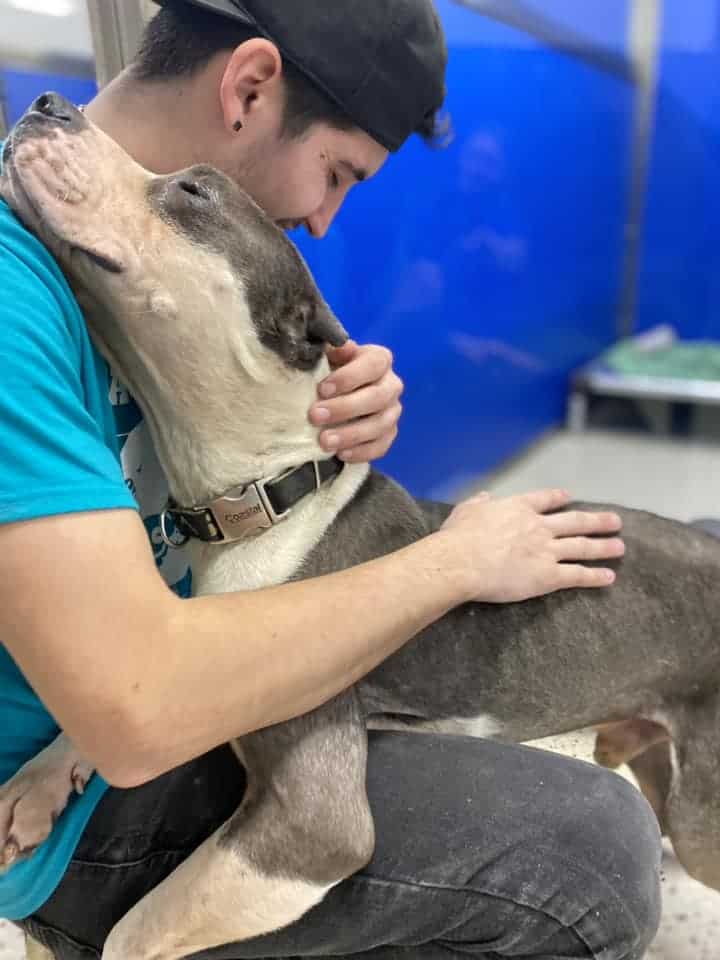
[[215, 475, 289, 542], [160, 458, 342, 548]]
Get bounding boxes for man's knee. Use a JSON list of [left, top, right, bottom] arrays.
[[570, 767, 662, 958]]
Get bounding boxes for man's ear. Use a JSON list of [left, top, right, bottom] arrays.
[[219, 39, 284, 135]]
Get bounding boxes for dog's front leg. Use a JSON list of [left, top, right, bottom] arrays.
[[0, 733, 94, 868], [102, 690, 373, 960]]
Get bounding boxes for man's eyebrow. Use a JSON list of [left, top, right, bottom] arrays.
[[338, 160, 368, 183]]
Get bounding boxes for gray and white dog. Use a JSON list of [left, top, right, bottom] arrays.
[[1, 94, 719, 960]]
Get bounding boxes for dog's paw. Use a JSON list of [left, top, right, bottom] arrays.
[[0, 740, 94, 868], [0, 777, 60, 867]]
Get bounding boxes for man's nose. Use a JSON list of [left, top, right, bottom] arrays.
[[306, 210, 332, 239], [306, 193, 345, 239]]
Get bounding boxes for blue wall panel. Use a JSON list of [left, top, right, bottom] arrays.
[[636, 1, 720, 341], [296, 1, 634, 497], [2, 67, 97, 126], [2, 3, 635, 499]]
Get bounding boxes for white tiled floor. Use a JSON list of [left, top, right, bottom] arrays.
[[476, 427, 720, 522], [2, 427, 719, 960]]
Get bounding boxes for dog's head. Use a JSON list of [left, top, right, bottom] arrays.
[[1, 93, 350, 498], [1, 92, 348, 377]]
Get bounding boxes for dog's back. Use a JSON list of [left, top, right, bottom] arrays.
[[294, 473, 720, 742]]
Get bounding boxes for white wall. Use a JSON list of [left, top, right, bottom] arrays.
[[0, 0, 93, 60]]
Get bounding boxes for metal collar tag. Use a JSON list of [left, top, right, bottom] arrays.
[[160, 461, 336, 548], [214, 475, 291, 540]]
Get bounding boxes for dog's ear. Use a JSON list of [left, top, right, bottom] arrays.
[[307, 301, 348, 348], [262, 300, 349, 370]]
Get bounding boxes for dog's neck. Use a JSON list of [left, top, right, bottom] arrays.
[[187, 457, 369, 593], [137, 353, 372, 588], [143, 355, 337, 510], [142, 352, 372, 590]]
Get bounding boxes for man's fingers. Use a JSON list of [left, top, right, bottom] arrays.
[[336, 430, 398, 464], [545, 510, 623, 538], [553, 537, 625, 562], [319, 345, 394, 398], [554, 564, 617, 590], [311, 379, 402, 427], [325, 338, 359, 369], [320, 404, 402, 453], [520, 488, 572, 514]]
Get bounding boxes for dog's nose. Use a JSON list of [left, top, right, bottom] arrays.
[[30, 92, 83, 128]]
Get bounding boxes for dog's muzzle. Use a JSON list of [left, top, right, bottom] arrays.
[[161, 457, 344, 546]]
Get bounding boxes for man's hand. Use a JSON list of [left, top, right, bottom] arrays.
[[309, 340, 404, 463], [439, 489, 625, 603]]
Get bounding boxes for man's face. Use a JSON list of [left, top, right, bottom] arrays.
[[225, 121, 389, 239], [163, 41, 392, 239]]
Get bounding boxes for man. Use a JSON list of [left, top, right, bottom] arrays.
[[0, 1, 660, 958]]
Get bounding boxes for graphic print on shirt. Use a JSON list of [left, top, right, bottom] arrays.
[[110, 373, 193, 597]]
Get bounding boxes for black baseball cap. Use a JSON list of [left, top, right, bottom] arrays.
[[170, 0, 448, 152]]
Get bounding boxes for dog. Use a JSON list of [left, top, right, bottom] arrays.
[[1, 93, 719, 960]]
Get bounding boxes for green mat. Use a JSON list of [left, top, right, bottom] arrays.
[[603, 338, 720, 381]]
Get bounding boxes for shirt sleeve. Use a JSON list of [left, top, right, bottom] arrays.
[[0, 243, 137, 525]]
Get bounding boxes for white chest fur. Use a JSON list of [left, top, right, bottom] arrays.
[[188, 463, 369, 596]]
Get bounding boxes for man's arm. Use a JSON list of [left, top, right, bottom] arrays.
[[0, 508, 462, 789], [0, 217, 623, 791], [1, 490, 623, 790]]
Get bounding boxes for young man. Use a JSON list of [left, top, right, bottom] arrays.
[[0, 1, 661, 957]]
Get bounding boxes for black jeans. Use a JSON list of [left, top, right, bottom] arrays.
[[20, 733, 662, 960]]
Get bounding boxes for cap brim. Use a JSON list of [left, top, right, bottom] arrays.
[[172, 0, 255, 25]]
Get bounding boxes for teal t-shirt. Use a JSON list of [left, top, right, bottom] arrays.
[[0, 189, 192, 919]]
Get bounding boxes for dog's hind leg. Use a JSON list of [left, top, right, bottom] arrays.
[[664, 693, 720, 891], [102, 691, 373, 960], [594, 720, 672, 831], [626, 742, 674, 834], [594, 719, 669, 769]]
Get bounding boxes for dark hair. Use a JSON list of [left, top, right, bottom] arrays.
[[134, 1, 447, 145], [136, 2, 355, 140]]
